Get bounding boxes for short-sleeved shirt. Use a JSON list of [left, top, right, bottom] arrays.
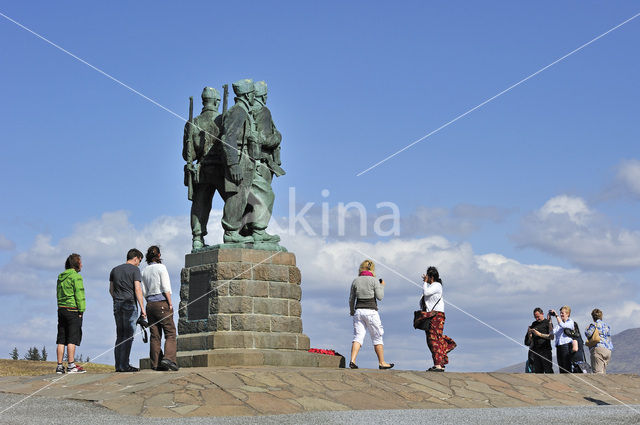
[[109, 263, 142, 303]]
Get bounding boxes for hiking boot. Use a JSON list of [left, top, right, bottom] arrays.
[[67, 365, 86, 374], [55, 364, 65, 374], [223, 230, 253, 244], [251, 230, 280, 243], [192, 237, 206, 251], [160, 358, 179, 371]]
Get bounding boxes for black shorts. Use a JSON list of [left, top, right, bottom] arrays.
[[56, 308, 83, 346]]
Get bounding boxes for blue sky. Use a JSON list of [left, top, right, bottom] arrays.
[[1, 1, 639, 371]]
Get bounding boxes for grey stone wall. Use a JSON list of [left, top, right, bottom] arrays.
[[178, 248, 309, 351]]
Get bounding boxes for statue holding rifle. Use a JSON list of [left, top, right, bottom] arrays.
[[182, 86, 227, 251], [241, 80, 285, 243]]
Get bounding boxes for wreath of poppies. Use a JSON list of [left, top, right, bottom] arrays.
[[308, 348, 337, 355]]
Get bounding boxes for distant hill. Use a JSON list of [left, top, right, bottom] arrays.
[[607, 327, 640, 374], [496, 327, 639, 374]]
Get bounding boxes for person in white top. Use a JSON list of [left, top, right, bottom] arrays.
[[422, 266, 456, 372], [142, 245, 178, 371], [550, 305, 575, 373]]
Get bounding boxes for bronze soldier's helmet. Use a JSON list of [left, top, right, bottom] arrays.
[[254, 81, 267, 96], [232, 79, 254, 96], [201, 86, 221, 101]]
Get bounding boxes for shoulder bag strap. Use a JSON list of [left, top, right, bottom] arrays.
[[429, 297, 442, 312]]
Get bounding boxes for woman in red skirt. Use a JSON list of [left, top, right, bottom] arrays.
[[422, 266, 456, 371]]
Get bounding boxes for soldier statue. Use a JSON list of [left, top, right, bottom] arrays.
[[183, 79, 285, 251], [241, 80, 285, 242], [219, 79, 260, 244], [183, 87, 226, 251]]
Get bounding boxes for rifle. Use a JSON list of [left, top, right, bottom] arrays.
[[184, 96, 196, 200], [222, 84, 229, 115]]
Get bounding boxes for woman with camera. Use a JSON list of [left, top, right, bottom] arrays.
[[422, 266, 456, 372], [348, 259, 394, 369], [141, 245, 179, 371], [550, 306, 575, 373]]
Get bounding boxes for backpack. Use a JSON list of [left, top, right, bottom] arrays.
[[564, 321, 591, 373]]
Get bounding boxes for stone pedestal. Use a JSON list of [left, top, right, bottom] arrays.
[[140, 247, 343, 369]]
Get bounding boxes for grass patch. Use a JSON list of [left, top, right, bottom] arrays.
[[0, 359, 113, 376]]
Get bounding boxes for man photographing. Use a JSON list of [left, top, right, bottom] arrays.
[[525, 307, 554, 373]]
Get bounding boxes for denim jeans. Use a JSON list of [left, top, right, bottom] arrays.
[[113, 300, 137, 371]]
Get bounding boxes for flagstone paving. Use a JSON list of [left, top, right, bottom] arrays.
[[1, 368, 640, 417]]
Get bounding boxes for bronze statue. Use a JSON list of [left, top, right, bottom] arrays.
[[183, 79, 285, 251], [183, 87, 225, 251], [218, 79, 258, 244], [241, 81, 285, 243]]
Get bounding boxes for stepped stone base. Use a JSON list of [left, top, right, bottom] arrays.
[[140, 247, 343, 369], [141, 348, 343, 369]]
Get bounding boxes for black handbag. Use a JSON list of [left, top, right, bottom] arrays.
[[413, 296, 441, 330]]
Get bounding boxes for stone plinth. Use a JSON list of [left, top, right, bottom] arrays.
[[140, 247, 342, 369]]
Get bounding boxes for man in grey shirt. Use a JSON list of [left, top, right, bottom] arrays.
[[109, 248, 146, 372]]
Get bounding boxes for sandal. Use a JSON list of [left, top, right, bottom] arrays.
[[349, 361, 358, 369]]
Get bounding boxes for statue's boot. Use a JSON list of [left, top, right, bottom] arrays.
[[223, 230, 254, 244], [251, 230, 280, 243], [192, 237, 206, 251]]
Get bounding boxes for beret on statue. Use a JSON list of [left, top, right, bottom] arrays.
[[232, 79, 255, 95], [254, 80, 267, 96]]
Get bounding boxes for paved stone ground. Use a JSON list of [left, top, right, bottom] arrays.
[[1, 392, 639, 425], [1, 367, 640, 418]]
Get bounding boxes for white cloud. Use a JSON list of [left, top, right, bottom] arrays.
[[6, 211, 193, 281], [616, 159, 640, 199], [2, 210, 639, 371], [537, 195, 592, 225], [0, 234, 15, 251], [514, 195, 640, 270]]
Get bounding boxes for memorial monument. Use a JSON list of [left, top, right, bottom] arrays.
[[141, 79, 342, 368], [183, 79, 284, 251]]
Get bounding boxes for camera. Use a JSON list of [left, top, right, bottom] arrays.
[[549, 310, 556, 317], [136, 314, 149, 328]]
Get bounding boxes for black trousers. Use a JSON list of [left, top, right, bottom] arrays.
[[556, 343, 572, 373], [530, 348, 553, 373]]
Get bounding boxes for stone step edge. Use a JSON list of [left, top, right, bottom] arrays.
[[176, 331, 311, 351], [141, 348, 345, 369]]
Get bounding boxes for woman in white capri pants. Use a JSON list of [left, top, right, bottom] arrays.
[[348, 259, 394, 369]]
